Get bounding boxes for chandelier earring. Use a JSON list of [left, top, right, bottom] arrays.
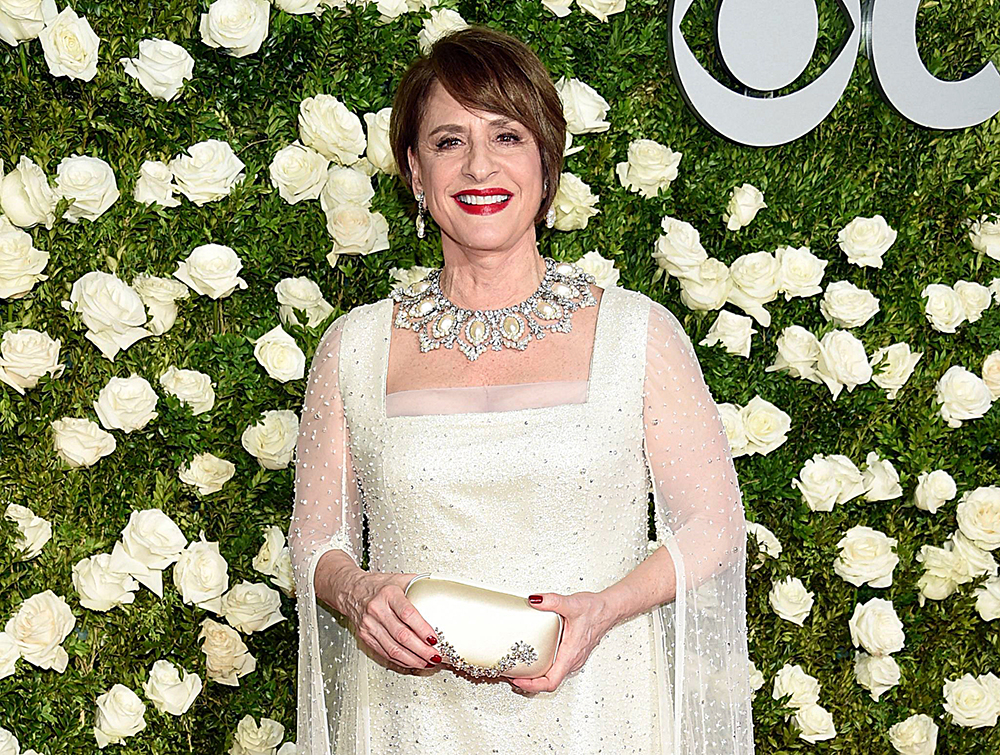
[[415, 190, 426, 239], [542, 178, 555, 228]]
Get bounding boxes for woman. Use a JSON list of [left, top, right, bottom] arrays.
[[288, 25, 754, 755]]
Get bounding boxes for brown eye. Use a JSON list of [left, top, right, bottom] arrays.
[[498, 132, 521, 143], [435, 137, 460, 149]]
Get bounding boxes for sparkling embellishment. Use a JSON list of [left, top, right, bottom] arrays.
[[391, 256, 598, 361], [431, 627, 539, 678]]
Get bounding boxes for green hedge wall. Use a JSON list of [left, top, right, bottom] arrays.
[[1, 0, 999, 752]]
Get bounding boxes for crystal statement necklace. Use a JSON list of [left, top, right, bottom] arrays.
[[392, 256, 598, 361]]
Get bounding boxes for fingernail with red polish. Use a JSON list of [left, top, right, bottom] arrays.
[[427, 635, 437, 645], [431, 654, 442, 663], [529, 595, 542, 604]]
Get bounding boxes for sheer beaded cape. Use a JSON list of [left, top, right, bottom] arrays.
[[287, 283, 754, 754]]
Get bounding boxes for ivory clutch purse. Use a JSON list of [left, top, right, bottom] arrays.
[[404, 574, 564, 679]]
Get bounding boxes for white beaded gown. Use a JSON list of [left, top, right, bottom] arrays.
[[287, 282, 754, 755]]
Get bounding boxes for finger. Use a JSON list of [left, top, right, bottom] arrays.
[[370, 618, 437, 669], [390, 591, 440, 648]]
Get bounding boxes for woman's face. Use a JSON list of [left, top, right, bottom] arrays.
[[408, 80, 544, 255]]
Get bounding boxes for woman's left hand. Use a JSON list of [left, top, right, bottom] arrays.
[[505, 590, 619, 693]]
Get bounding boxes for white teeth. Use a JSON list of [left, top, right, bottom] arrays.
[[456, 194, 511, 205]]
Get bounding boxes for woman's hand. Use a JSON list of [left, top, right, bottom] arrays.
[[339, 571, 443, 672], [505, 590, 620, 693]]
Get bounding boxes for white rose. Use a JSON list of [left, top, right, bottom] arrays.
[[551, 172, 599, 231], [652, 216, 708, 280], [555, 76, 610, 134], [745, 520, 781, 569], [253, 325, 306, 383], [320, 165, 374, 210], [870, 342, 923, 400], [133, 160, 180, 207], [915, 544, 963, 604], [717, 403, 748, 457], [173, 243, 248, 299], [142, 660, 202, 716], [974, 576, 1000, 621], [969, 214, 1000, 260], [678, 258, 731, 311], [0, 632, 19, 679], [954, 280, 993, 323], [949, 529, 997, 581], [121, 509, 188, 571], [615, 139, 681, 198], [748, 659, 765, 697], [576, 0, 625, 22], [51, 417, 116, 468], [60, 271, 152, 360], [574, 251, 620, 288], [775, 245, 826, 299], [179, 453, 236, 497], [723, 183, 766, 231], [983, 350, 1000, 400], [324, 202, 390, 258], [768, 576, 813, 625], [276, 277, 334, 329], [269, 141, 329, 204], [94, 684, 147, 747], [942, 673, 1000, 728], [241, 409, 298, 469], [0, 328, 63, 395], [862, 451, 903, 501], [363, 107, 397, 174], [853, 651, 900, 701], [888, 713, 939, 755], [198, 618, 257, 686], [119, 38, 194, 101], [0, 217, 49, 299], [271, 548, 295, 597], [131, 273, 190, 335], [221, 580, 285, 634], [956, 486, 1000, 551], [0, 155, 59, 229], [231, 714, 285, 755], [253, 525, 286, 577], [771, 663, 820, 708], [819, 280, 880, 328], [921, 283, 967, 333], [727, 251, 780, 326], [792, 454, 843, 512], [37, 6, 99, 82], [764, 325, 821, 382], [935, 365, 993, 428], [4, 590, 75, 672], [700, 310, 754, 358], [837, 214, 897, 267], [814, 329, 872, 401], [4, 503, 52, 560], [375, 0, 408, 22], [298, 94, 367, 164], [174, 531, 229, 612], [834, 525, 899, 588], [72, 552, 139, 611], [93, 374, 158, 433], [849, 597, 905, 656], [0, 0, 57, 46], [168, 139, 246, 206], [541, 0, 573, 17], [274, 0, 321, 13], [159, 366, 216, 415], [199, 0, 269, 57], [563, 131, 584, 156], [738, 396, 790, 455], [416, 8, 468, 53], [913, 469, 957, 514], [792, 703, 837, 743]]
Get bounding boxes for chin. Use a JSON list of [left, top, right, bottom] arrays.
[[447, 227, 525, 252]]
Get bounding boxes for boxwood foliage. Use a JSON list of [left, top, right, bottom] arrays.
[[1, 0, 999, 752]]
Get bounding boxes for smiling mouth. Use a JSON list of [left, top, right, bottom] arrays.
[[453, 193, 513, 215]]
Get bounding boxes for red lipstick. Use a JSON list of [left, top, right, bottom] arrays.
[[452, 187, 513, 216]]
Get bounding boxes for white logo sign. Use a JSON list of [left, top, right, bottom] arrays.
[[669, 0, 1000, 146]]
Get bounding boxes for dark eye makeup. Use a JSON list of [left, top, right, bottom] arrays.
[[433, 131, 523, 150]]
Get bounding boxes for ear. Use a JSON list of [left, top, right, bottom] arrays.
[[407, 146, 422, 195]]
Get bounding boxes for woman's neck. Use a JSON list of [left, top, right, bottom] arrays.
[[438, 241, 546, 311]]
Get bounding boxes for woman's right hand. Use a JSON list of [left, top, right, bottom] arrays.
[[339, 571, 442, 671]]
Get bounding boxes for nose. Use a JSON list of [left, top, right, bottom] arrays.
[[462, 137, 499, 183]]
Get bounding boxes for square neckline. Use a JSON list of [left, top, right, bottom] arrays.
[[380, 284, 614, 421]]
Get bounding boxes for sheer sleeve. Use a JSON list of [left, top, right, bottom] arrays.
[[287, 312, 367, 755], [643, 299, 754, 754]]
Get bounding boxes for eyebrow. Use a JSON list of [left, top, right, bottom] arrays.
[[427, 117, 517, 137]]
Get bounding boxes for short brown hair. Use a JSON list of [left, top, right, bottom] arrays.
[[389, 25, 566, 226]]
